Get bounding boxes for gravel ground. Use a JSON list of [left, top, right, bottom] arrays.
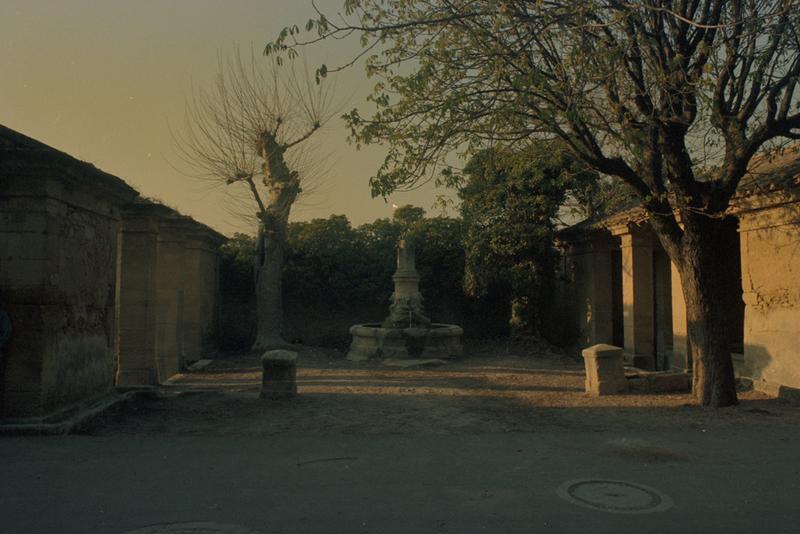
[[92, 339, 800, 437]]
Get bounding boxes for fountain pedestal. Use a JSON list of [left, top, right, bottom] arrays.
[[347, 239, 463, 361]]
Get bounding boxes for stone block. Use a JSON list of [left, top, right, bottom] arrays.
[[582, 344, 627, 396], [260, 350, 298, 400]]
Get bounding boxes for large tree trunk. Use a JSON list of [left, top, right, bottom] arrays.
[[249, 133, 302, 352], [669, 217, 739, 407], [252, 223, 288, 351]]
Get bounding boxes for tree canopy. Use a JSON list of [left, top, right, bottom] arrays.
[[269, 0, 800, 406], [281, 208, 464, 313], [271, 0, 799, 231]]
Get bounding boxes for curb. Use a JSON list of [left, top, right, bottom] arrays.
[[0, 390, 147, 437]]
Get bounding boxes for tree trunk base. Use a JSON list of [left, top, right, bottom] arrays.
[[678, 218, 741, 408]]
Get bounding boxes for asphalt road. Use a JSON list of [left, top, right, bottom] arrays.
[[2, 426, 799, 534]]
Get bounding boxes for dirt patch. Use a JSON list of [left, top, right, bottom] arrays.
[[93, 341, 800, 437]]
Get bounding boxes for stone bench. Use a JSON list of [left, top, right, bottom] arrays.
[[582, 344, 628, 396], [260, 350, 298, 399]]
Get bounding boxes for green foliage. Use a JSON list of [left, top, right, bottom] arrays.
[[221, 233, 256, 266], [219, 232, 256, 294], [218, 233, 257, 350], [221, 210, 509, 345], [282, 209, 466, 311], [354, 215, 403, 304], [460, 143, 590, 295], [283, 215, 380, 309], [392, 204, 426, 231], [459, 142, 598, 333], [566, 177, 636, 221], [407, 215, 466, 309], [270, 1, 800, 240]]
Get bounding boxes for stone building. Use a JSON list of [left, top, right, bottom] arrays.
[[554, 146, 800, 400], [0, 125, 225, 421], [116, 199, 225, 387]]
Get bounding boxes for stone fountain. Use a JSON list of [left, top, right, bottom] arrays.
[[347, 239, 463, 361]]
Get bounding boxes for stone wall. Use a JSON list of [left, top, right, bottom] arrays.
[[1, 124, 225, 419], [0, 126, 138, 419], [738, 198, 800, 394], [555, 148, 799, 398], [117, 203, 224, 386]]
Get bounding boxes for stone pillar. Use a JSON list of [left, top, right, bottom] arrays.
[[181, 231, 207, 363], [620, 230, 655, 369], [154, 219, 189, 381], [117, 207, 160, 386], [582, 344, 628, 396], [260, 350, 297, 399]]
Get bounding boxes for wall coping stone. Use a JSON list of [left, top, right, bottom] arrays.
[[1, 124, 138, 205], [582, 344, 624, 359]]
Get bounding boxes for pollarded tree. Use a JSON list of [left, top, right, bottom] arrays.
[[269, 0, 800, 406], [178, 50, 336, 350]]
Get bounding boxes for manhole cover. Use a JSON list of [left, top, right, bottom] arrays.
[[121, 522, 263, 534], [557, 479, 673, 514]]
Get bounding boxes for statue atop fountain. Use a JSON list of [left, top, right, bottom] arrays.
[[347, 239, 463, 361], [382, 239, 431, 329]]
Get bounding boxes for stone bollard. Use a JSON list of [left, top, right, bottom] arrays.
[[260, 350, 298, 399], [582, 344, 628, 396]]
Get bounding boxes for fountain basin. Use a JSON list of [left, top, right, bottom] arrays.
[[347, 323, 463, 361]]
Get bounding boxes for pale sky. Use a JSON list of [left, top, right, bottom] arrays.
[[0, 0, 456, 236]]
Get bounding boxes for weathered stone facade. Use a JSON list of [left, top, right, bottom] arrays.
[[735, 153, 800, 398], [0, 125, 138, 418], [116, 202, 224, 387], [554, 146, 800, 400], [557, 216, 689, 372], [1, 125, 225, 419]]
